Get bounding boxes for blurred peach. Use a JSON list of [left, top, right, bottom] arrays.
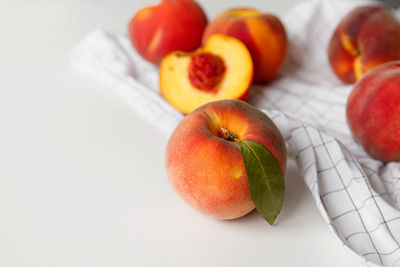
[[129, 0, 207, 64], [203, 8, 287, 83], [328, 5, 400, 83]]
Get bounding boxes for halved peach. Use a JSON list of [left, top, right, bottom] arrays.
[[159, 34, 253, 114]]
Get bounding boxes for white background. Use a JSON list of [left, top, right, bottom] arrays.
[[0, 0, 359, 266]]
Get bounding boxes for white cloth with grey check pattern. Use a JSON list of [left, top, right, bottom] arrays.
[[71, 0, 400, 266]]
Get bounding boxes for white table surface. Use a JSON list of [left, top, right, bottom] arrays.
[[0, 0, 360, 266]]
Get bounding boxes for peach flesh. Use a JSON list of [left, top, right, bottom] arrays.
[[188, 52, 226, 92], [159, 34, 253, 115]]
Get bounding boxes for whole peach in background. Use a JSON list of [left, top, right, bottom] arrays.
[[165, 99, 287, 220], [160, 34, 253, 114], [129, 0, 207, 65], [347, 61, 400, 163], [202, 8, 287, 84], [328, 5, 400, 84]]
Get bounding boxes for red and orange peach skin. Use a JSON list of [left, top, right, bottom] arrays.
[[347, 61, 400, 163], [166, 99, 287, 219], [129, 0, 207, 65], [328, 5, 400, 84], [202, 8, 287, 84]]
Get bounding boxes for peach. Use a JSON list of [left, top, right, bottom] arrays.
[[166, 99, 287, 220], [202, 8, 287, 84], [328, 5, 400, 84], [160, 34, 253, 114], [347, 61, 400, 162], [128, 0, 207, 65]]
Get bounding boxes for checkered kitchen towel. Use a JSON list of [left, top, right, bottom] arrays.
[[71, 0, 400, 265]]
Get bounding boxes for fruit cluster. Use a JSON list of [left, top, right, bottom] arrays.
[[129, 0, 288, 114], [128, 1, 400, 221], [328, 5, 400, 163]]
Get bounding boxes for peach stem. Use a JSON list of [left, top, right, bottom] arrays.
[[219, 127, 239, 142]]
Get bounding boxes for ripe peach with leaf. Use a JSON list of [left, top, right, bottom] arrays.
[[166, 100, 287, 222]]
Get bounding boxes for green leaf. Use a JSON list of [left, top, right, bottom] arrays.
[[239, 140, 285, 225]]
